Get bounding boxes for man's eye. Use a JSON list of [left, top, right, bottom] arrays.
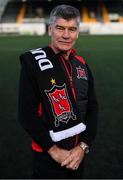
[[69, 28, 77, 32], [56, 26, 64, 31]]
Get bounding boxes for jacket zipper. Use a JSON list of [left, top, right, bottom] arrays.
[[61, 57, 76, 100], [61, 57, 78, 146]]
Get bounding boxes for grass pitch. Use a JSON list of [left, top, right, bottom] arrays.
[[0, 35, 123, 178]]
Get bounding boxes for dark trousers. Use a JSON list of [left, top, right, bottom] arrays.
[[32, 150, 85, 179]]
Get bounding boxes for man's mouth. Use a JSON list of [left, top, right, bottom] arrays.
[[59, 41, 71, 44]]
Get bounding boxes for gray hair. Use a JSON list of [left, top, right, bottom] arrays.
[[49, 4, 80, 27]]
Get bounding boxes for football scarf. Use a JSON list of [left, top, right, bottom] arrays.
[[29, 46, 86, 142]]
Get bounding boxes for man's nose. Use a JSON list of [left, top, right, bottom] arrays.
[[62, 29, 70, 38]]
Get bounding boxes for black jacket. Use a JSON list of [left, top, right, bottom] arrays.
[[18, 47, 98, 152]]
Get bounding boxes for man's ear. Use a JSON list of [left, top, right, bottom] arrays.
[[77, 32, 79, 39], [48, 25, 52, 36]]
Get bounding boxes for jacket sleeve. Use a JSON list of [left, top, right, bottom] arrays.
[[18, 53, 54, 151], [80, 64, 99, 146]]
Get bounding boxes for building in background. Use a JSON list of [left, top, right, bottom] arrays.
[[0, 0, 123, 35]]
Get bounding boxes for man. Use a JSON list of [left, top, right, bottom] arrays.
[[18, 4, 98, 179]]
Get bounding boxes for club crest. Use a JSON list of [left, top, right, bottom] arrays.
[[76, 66, 87, 80], [45, 84, 76, 127]]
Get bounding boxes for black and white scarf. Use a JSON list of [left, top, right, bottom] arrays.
[[29, 46, 86, 142]]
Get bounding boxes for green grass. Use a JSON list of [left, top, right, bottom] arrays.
[[0, 35, 123, 178]]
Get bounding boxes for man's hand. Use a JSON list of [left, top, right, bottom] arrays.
[[48, 145, 71, 164], [61, 145, 85, 170]]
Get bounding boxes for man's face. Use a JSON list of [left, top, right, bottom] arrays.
[[48, 18, 79, 53]]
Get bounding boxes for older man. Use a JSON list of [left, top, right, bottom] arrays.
[[18, 4, 98, 179]]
